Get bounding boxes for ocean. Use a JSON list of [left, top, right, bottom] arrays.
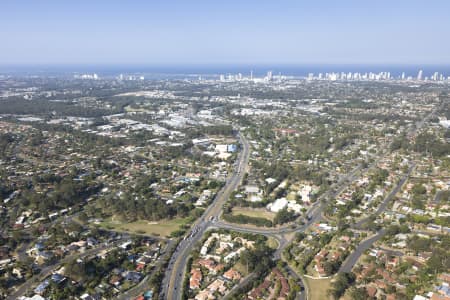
[[1, 64, 450, 79]]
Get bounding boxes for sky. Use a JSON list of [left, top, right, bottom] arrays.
[[1, 0, 450, 66]]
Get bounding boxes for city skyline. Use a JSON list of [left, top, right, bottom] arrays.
[[1, 0, 450, 65]]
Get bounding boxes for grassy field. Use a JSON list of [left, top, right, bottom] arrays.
[[231, 207, 275, 221], [98, 217, 190, 237], [266, 236, 280, 249], [304, 277, 332, 300], [124, 105, 151, 113], [233, 261, 250, 276]]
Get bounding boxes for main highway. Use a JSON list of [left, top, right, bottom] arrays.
[[161, 132, 251, 300], [160, 130, 368, 300]]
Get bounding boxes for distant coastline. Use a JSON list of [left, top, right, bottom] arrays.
[[1, 64, 450, 78]]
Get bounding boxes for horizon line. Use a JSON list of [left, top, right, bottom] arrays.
[[2, 62, 450, 67]]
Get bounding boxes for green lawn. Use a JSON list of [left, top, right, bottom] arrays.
[[98, 217, 190, 237], [266, 236, 280, 249], [233, 261, 250, 276], [124, 105, 151, 113], [304, 277, 332, 300], [231, 207, 275, 221]]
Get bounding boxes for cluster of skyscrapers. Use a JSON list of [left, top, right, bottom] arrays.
[[73, 73, 98, 80], [219, 71, 281, 82], [307, 70, 449, 82], [117, 74, 145, 81], [218, 70, 449, 83]]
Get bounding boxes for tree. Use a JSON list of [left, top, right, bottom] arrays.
[[239, 243, 274, 275], [427, 248, 450, 275], [327, 272, 355, 300], [385, 224, 401, 236], [274, 208, 296, 225], [349, 287, 369, 300], [323, 261, 339, 275], [407, 236, 431, 253], [78, 212, 89, 223], [411, 183, 426, 196]]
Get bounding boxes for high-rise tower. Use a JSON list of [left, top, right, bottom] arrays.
[[417, 70, 423, 81]]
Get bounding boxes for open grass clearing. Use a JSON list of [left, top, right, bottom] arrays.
[[304, 277, 332, 300], [231, 207, 275, 221], [98, 217, 190, 237], [124, 105, 152, 113], [266, 236, 280, 249], [233, 261, 250, 277]]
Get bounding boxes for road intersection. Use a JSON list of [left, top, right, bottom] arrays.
[[161, 133, 331, 300], [161, 111, 435, 300]]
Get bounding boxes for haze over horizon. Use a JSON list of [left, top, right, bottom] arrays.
[[1, 0, 450, 66]]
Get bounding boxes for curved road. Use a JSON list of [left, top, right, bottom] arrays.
[[7, 239, 127, 300], [353, 163, 415, 229], [162, 100, 438, 299], [162, 131, 326, 300], [339, 229, 386, 273], [161, 133, 250, 300], [338, 102, 441, 274]]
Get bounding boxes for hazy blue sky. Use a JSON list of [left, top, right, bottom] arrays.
[[1, 0, 449, 65]]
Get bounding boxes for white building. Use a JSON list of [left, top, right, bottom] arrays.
[[267, 198, 303, 213]]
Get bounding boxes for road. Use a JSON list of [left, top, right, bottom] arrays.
[[222, 273, 257, 300], [162, 131, 324, 300], [338, 102, 441, 274], [161, 101, 439, 300], [8, 100, 442, 300], [8, 186, 170, 300], [221, 263, 306, 300], [7, 239, 127, 300], [353, 163, 415, 229], [336, 162, 415, 273], [16, 239, 32, 263], [339, 229, 386, 273], [8, 131, 358, 300], [337, 163, 415, 274], [116, 240, 175, 300], [161, 133, 250, 300], [284, 264, 306, 300], [12, 219, 172, 300]]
